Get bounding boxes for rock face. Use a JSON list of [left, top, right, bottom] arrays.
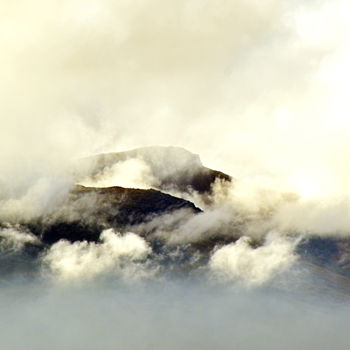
[[30, 185, 201, 245], [77, 146, 232, 194]]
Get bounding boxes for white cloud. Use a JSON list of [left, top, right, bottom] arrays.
[[209, 231, 298, 286], [0, 226, 39, 252], [43, 229, 152, 282]]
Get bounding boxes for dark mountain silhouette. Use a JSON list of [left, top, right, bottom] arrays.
[[29, 185, 201, 245]]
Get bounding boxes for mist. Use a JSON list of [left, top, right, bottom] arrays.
[[2, 0, 350, 230], [1, 269, 350, 350], [2, 0, 350, 194], [2, 1, 350, 348]]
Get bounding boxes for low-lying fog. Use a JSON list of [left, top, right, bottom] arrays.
[[1, 270, 349, 350], [0, 228, 349, 350]]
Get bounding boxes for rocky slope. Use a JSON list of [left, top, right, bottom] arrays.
[[28, 185, 201, 245]]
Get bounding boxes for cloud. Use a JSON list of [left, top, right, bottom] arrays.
[[79, 158, 157, 189], [209, 231, 298, 286], [0, 226, 40, 252], [1, 263, 350, 350], [1, 0, 350, 297], [1, 3, 350, 348], [272, 196, 350, 236], [42, 229, 152, 282], [1, 0, 350, 222]]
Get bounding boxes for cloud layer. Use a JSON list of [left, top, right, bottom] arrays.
[[2, 0, 350, 194]]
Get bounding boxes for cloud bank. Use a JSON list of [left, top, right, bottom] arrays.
[[2, 0, 350, 195]]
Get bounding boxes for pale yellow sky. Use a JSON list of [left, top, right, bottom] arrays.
[[1, 0, 350, 198]]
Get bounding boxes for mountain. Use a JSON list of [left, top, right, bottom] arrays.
[[29, 185, 201, 245], [77, 146, 232, 194], [1, 146, 350, 287], [297, 236, 350, 278]]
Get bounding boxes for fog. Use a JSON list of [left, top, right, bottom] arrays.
[[1, 220, 350, 349], [1, 270, 350, 350], [1, 1, 350, 348]]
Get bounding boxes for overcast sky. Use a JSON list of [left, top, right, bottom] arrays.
[[1, 0, 350, 196]]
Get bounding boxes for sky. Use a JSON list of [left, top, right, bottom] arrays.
[[1, 0, 350, 198]]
